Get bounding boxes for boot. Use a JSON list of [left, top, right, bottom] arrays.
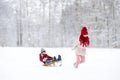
[[57, 55, 61, 61], [53, 56, 57, 61]]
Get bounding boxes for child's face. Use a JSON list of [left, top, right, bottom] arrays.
[[42, 52, 46, 54], [41, 52, 45, 56], [83, 35, 88, 37]]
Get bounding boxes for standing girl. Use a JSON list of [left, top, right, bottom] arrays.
[[72, 26, 90, 68]]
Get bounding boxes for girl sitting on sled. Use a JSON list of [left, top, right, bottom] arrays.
[[39, 48, 61, 65]]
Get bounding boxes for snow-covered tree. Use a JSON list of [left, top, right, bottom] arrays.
[[0, 0, 120, 48]]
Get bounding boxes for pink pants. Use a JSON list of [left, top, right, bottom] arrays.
[[74, 55, 85, 68]]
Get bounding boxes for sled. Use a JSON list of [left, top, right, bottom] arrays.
[[43, 60, 62, 67]]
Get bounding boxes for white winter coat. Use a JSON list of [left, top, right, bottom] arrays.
[[72, 41, 86, 56]]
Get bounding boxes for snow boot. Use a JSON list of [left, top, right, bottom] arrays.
[[53, 56, 57, 62], [57, 55, 61, 61]]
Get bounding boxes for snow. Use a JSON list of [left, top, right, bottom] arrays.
[[0, 47, 120, 80]]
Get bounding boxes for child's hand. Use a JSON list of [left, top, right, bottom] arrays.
[[72, 46, 76, 50], [43, 58, 47, 62]]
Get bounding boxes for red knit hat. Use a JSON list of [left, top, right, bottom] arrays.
[[80, 26, 88, 35], [79, 26, 90, 47]]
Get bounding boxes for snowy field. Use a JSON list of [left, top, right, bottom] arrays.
[[0, 47, 120, 80]]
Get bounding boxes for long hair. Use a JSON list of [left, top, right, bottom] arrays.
[[79, 27, 90, 47]]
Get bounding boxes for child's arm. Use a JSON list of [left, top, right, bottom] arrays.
[[43, 58, 47, 62], [71, 41, 78, 50], [44, 54, 53, 60]]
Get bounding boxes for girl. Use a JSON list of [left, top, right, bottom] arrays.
[[72, 26, 90, 68]]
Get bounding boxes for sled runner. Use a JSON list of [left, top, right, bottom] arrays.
[[43, 60, 62, 67]]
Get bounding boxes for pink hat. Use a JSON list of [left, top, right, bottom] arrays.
[[79, 26, 90, 47], [80, 26, 88, 36]]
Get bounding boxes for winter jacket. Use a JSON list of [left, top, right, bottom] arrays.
[[72, 41, 86, 56], [39, 53, 53, 62]]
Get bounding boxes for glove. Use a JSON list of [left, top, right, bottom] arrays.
[[43, 58, 47, 62]]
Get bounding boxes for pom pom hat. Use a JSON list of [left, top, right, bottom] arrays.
[[41, 48, 46, 53], [79, 26, 90, 47]]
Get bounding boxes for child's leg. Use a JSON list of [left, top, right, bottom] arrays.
[[74, 55, 85, 68], [80, 55, 85, 63], [75, 55, 81, 68], [45, 60, 53, 63]]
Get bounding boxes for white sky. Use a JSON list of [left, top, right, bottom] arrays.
[[0, 47, 120, 80]]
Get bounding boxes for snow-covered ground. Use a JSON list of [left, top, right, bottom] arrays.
[[0, 47, 120, 80]]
